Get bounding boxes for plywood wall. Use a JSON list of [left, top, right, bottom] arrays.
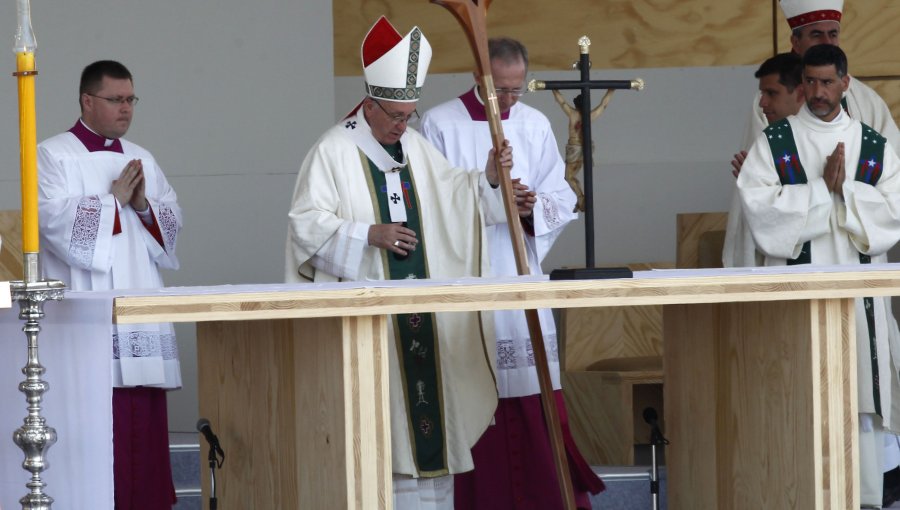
[[867, 80, 900, 123], [334, 1, 900, 134], [774, 0, 900, 77], [770, 1, 900, 125], [334, 0, 773, 74], [335, 0, 899, 78]]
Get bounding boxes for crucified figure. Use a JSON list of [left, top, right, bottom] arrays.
[[552, 88, 615, 212]]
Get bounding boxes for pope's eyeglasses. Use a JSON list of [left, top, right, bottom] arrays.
[[372, 98, 419, 125]]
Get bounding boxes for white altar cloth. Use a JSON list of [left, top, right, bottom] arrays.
[[0, 290, 114, 510]]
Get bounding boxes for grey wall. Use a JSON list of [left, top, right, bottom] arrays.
[[0, 1, 334, 431]]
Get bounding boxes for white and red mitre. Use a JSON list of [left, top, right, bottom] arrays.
[[780, 0, 843, 30], [361, 16, 432, 102]]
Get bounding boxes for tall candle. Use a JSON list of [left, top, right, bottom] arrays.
[[16, 51, 37, 253], [15, 0, 38, 254]]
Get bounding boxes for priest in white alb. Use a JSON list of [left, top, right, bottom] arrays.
[[37, 60, 182, 509], [723, 0, 900, 269], [738, 44, 900, 507]]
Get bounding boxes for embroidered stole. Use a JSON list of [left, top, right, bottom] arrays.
[[363, 144, 449, 475]]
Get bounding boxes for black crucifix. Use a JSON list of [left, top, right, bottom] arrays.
[[529, 35, 643, 271]]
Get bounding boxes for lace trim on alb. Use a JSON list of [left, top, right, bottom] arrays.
[[157, 204, 179, 252], [68, 196, 102, 268], [496, 335, 559, 370], [113, 331, 179, 360], [540, 194, 562, 231]]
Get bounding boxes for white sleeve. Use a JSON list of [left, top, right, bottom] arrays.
[[308, 221, 370, 281], [737, 133, 833, 260], [37, 143, 118, 272], [840, 146, 900, 256], [142, 158, 182, 269], [527, 123, 578, 262]]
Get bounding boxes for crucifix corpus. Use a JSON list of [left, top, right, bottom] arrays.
[[530, 36, 644, 271], [430, 0, 577, 508]]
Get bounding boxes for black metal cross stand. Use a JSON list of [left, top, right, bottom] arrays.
[[530, 36, 643, 273]]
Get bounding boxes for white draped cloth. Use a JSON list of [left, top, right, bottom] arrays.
[[0, 292, 116, 510], [421, 88, 577, 398], [38, 130, 182, 389], [738, 105, 900, 505], [285, 108, 503, 482], [724, 76, 900, 268]]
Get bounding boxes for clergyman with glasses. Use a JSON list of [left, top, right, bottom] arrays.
[[420, 37, 603, 509], [285, 16, 514, 509], [37, 59, 183, 509]]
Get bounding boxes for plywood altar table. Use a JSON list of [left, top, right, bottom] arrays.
[[113, 266, 900, 509]]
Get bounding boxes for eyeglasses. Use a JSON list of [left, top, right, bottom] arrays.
[[87, 93, 139, 106], [495, 87, 526, 98], [372, 98, 418, 125]]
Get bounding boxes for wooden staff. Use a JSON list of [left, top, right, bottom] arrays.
[[430, 1, 576, 508]]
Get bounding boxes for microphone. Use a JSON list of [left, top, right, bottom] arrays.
[[642, 407, 668, 446], [197, 418, 225, 459], [642, 407, 659, 427]]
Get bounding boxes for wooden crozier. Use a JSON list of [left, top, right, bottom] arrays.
[[429, 1, 577, 508]]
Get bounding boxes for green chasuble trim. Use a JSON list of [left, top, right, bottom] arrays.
[[764, 120, 884, 416], [360, 145, 449, 476]]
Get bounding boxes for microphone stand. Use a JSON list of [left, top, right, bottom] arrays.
[[202, 435, 224, 510], [208, 443, 219, 510], [649, 423, 669, 510]]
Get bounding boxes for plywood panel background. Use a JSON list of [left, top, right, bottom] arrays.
[[0, 211, 22, 281], [334, 0, 773, 75], [335, 0, 899, 78], [775, 0, 900, 77], [867, 79, 900, 124]]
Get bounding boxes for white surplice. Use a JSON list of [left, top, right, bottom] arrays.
[[420, 88, 577, 398], [38, 130, 183, 389]]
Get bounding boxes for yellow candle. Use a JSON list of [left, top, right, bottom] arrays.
[[16, 51, 38, 253]]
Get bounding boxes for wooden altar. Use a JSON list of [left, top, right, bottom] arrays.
[[113, 266, 900, 509]]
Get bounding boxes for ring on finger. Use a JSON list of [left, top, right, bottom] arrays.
[[393, 240, 401, 247]]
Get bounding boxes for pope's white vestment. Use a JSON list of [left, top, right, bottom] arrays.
[[285, 107, 503, 481]]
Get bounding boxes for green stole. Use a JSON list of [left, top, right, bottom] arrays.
[[362, 142, 448, 475], [763, 118, 888, 415]]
